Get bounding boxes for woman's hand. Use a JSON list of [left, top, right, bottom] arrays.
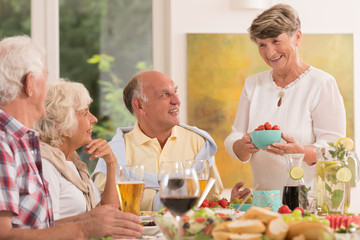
[[265, 133, 304, 155], [230, 181, 251, 202], [83, 139, 117, 165], [233, 133, 260, 161], [85, 140, 119, 205]]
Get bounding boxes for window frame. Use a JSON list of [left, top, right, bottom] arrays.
[[30, 0, 169, 81]]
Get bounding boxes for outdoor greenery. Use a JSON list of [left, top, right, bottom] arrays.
[[0, 0, 30, 36], [87, 54, 152, 140]]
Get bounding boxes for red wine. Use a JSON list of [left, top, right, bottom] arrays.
[[161, 196, 198, 216], [167, 178, 185, 190], [283, 185, 306, 211]]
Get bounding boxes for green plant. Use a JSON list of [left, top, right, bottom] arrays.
[[87, 54, 151, 140], [87, 54, 132, 140], [326, 142, 347, 161]]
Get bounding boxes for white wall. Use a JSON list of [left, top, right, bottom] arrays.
[[165, 0, 360, 153]]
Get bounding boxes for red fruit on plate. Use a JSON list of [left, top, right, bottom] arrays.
[[218, 199, 229, 208], [195, 217, 206, 223], [200, 199, 209, 208], [210, 200, 219, 208], [217, 212, 229, 220], [294, 207, 304, 214], [182, 215, 190, 222], [278, 205, 292, 214]]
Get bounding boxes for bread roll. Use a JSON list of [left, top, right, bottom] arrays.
[[212, 231, 233, 240], [265, 217, 288, 240], [241, 206, 279, 224], [227, 219, 266, 234], [213, 221, 229, 233], [229, 233, 262, 240], [287, 221, 335, 240]]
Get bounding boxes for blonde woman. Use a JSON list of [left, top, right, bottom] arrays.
[[35, 79, 119, 220]]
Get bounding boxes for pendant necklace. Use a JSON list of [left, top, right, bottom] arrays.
[[277, 91, 285, 107]]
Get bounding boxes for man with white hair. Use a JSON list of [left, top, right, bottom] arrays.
[[93, 70, 250, 211], [0, 35, 142, 239]]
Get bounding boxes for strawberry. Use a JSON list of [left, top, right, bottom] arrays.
[[278, 205, 292, 214], [201, 201, 209, 208], [200, 199, 210, 208], [210, 200, 219, 208], [218, 198, 229, 208]]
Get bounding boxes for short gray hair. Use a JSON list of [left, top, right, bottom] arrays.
[[0, 35, 45, 104], [248, 4, 301, 42], [35, 79, 92, 147], [123, 70, 148, 115]]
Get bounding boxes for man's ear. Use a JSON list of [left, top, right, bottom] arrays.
[[22, 73, 34, 97], [132, 98, 145, 115]]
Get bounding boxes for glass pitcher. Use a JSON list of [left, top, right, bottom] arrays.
[[314, 147, 359, 215], [283, 154, 307, 211]]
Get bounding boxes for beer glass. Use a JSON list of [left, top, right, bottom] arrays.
[[185, 159, 209, 196], [116, 164, 145, 215]]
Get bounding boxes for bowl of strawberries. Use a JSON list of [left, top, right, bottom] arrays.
[[250, 122, 281, 150]]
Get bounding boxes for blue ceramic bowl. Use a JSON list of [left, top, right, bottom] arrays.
[[250, 130, 281, 150], [232, 203, 252, 212]]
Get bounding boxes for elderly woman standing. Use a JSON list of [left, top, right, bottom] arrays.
[[225, 4, 346, 195], [35, 79, 119, 220]]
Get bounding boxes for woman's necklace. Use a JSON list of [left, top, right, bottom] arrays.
[[278, 91, 285, 107]]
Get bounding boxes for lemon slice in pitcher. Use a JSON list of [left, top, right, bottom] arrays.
[[336, 167, 352, 183], [335, 137, 354, 151], [290, 166, 304, 180]]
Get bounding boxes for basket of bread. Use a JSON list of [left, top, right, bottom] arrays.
[[212, 206, 335, 240]]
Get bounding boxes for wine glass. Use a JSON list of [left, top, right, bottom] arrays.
[[158, 161, 184, 183], [185, 159, 209, 196], [159, 167, 200, 240]]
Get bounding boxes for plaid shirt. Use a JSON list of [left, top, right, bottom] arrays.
[[0, 109, 53, 229]]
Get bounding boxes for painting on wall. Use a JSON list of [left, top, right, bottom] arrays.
[[187, 33, 353, 188]]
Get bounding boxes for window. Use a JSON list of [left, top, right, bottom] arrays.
[[0, 0, 30, 38], [59, 0, 153, 170]]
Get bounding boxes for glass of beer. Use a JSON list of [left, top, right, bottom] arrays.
[[185, 159, 209, 196], [116, 164, 145, 215]]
